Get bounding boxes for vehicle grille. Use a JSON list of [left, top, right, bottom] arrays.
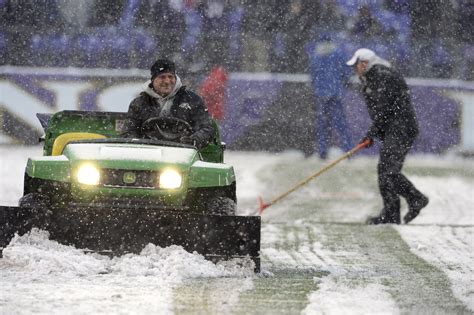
[[100, 169, 158, 189]]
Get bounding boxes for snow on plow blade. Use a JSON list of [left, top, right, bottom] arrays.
[[0, 206, 261, 272]]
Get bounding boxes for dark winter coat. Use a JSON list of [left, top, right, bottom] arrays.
[[122, 85, 215, 149], [362, 64, 418, 141]]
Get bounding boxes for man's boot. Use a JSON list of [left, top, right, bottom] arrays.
[[404, 194, 429, 224], [366, 211, 401, 225], [366, 199, 401, 225]]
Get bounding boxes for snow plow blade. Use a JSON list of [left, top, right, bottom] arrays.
[[0, 206, 261, 272]]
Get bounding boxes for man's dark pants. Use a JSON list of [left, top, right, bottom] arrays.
[[377, 131, 424, 223]]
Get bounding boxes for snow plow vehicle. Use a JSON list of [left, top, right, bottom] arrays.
[[0, 110, 261, 271]]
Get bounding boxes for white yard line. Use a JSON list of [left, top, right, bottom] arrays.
[[302, 279, 399, 315], [396, 225, 474, 311], [393, 168, 474, 311], [261, 223, 400, 314]]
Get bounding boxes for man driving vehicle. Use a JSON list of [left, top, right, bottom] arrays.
[[122, 59, 215, 149]]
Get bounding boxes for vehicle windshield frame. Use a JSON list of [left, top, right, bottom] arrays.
[[69, 137, 197, 149]]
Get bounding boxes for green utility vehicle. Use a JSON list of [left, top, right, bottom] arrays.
[[0, 110, 260, 271]]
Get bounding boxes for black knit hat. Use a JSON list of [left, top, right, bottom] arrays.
[[150, 59, 176, 80]]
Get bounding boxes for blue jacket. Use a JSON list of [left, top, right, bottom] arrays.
[[305, 40, 349, 98]]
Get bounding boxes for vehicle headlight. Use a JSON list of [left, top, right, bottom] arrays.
[[159, 169, 182, 189], [76, 164, 100, 185]]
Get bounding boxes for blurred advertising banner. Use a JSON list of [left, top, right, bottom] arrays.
[[1, 66, 473, 154], [0, 66, 146, 144]]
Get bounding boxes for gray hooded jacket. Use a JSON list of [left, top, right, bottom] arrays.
[[122, 76, 215, 148]]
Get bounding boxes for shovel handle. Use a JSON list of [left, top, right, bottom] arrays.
[[258, 140, 371, 213]]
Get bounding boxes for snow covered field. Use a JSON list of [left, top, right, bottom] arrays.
[[1, 146, 473, 314]]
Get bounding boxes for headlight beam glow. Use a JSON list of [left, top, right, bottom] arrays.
[[76, 164, 100, 186], [159, 169, 182, 189]]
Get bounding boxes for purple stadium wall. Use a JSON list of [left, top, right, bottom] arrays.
[[0, 68, 470, 154]]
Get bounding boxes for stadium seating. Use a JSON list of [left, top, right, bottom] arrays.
[[73, 32, 105, 68], [132, 28, 157, 69], [30, 34, 71, 67], [3, 0, 466, 79]]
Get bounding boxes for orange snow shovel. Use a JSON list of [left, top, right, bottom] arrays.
[[258, 139, 371, 214]]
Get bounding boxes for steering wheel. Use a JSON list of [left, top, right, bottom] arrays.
[[142, 117, 193, 141]]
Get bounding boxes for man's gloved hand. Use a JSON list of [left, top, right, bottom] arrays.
[[179, 135, 196, 146], [359, 136, 374, 148]]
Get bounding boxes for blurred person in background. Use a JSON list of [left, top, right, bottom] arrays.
[[408, 0, 457, 78], [240, 0, 274, 72], [350, 5, 384, 42], [1, 0, 65, 65], [272, 0, 318, 73], [135, 0, 186, 60], [88, 0, 124, 27], [457, 0, 474, 80], [56, 0, 93, 31], [305, 32, 352, 159], [198, 65, 229, 121], [347, 48, 428, 225], [197, 0, 229, 71], [122, 59, 215, 149], [314, 0, 346, 34]]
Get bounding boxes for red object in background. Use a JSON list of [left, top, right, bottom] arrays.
[[198, 66, 229, 120], [184, 0, 197, 8]]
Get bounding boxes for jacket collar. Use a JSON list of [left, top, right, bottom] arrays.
[[143, 75, 183, 101], [366, 56, 391, 72]]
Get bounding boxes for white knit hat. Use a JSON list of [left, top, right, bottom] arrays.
[[346, 48, 376, 66]]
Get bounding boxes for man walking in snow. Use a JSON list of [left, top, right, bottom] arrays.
[[122, 59, 215, 149], [346, 48, 429, 224]]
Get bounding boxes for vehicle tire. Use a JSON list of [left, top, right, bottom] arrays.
[[206, 196, 236, 216], [18, 193, 51, 229]]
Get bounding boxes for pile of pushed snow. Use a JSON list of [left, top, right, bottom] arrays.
[[1, 229, 255, 281], [109, 244, 255, 280], [2, 229, 108, 276]]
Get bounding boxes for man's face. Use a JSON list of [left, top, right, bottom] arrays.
[[355, 60, 368, 77], [152, 73, 176, 97]]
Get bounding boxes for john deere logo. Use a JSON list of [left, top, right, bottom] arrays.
[[123, 171, 136, 184]]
